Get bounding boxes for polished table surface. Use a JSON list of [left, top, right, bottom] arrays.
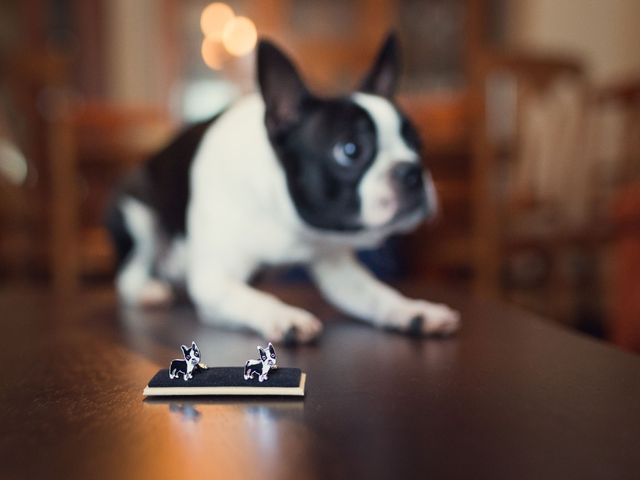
[[1, 283, 640, 480]]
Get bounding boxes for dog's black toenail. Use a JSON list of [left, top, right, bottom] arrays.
[[283, 327, 299, 347], [407, 315, 424, 337]]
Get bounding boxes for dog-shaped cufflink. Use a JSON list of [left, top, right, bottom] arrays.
[[168, 341, 202, 381], [243, 343, 277, 382]]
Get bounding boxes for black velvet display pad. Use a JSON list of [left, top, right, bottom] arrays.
[[148, 367, 302, 389]]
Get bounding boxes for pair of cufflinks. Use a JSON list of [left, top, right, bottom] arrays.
[[168, 341, 278, 383]]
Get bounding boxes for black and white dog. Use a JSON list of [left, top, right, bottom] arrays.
[[106, 33, 460, 343]]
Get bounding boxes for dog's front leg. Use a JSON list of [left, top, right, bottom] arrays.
[[188, 266, 322, 343], [310, 250, 460, 336]]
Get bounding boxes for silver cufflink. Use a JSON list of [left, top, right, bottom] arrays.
[[243, 342, 277, 382], [168, 341, 206, 381]]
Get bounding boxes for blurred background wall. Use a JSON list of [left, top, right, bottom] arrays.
[[0, 0, 639, 352]]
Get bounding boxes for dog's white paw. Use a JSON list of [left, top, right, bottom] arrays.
[[385, 299, 460, 336], [260, 304, 323, 344], [137, 280, 174, 308]]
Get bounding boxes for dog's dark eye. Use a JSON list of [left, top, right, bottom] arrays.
[[333, 141, 361, 167]]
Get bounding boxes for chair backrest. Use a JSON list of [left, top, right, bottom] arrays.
[[590, 80, 640, 190], [71, 103, 173, 225], [471, 51, 586, 296]]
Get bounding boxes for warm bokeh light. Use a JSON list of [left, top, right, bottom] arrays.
[[200, 2, 234, 40], [222, 16, 257, 57], [0, 139, 28, 185], [201, 37, 227, 70]]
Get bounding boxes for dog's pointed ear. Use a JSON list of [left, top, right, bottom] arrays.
[[181, 345, 189, 356], [268, 342, 275, 355], [258, 346, 267, 360], [359, 32, 400, 98], [257, 39, 309, 134]]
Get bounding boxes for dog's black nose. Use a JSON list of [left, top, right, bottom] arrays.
[[392, 162, 423, 190]]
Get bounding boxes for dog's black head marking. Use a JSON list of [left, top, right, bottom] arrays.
[[257, 40, 309, 139], [257, 32, 434, 233]]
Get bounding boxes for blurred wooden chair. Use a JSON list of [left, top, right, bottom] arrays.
[[50, 103, 174, 294], [0, 172, 30, 284], [470, 51, 599, 323], [1, 49, 174, 293], [598, 79, 640, 350], [611, 181, 640, 352], [0, 50, 71, 287]]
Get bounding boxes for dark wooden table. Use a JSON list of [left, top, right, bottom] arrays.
[[2, 283, 640, 480]]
